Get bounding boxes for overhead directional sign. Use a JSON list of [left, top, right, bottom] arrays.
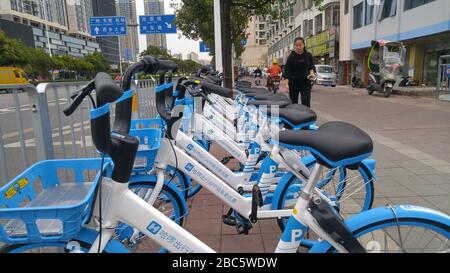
[[89, 16, 127, 36], [139, 15, 177, 34], [199, 41, 210, 53]]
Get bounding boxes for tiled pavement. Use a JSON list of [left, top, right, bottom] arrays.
[[139, 82, 450, 253]]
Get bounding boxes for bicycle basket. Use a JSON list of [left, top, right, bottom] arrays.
[[130, 118, 162, 173], [0, 158, 112, 244]]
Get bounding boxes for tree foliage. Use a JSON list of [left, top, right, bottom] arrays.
[[0, 31, 111, 80], [172, 0, 324, 61], [139, 45, 203, 75]]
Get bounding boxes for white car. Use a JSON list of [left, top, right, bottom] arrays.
[[315, 65, 337, 87]]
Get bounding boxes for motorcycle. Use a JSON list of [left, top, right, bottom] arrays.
[[268, 76, 281, 93], [367, 40, 406, 98], [399, 76, 418, 87], [254, 74, 262, 86], [351, 76, 363, 88]]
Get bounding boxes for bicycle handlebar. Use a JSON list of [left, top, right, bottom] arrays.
[[200, 81, 233, 98], [63, 72, 123, 117]]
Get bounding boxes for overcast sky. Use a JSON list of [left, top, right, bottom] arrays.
[[136, 0, 212, 61]]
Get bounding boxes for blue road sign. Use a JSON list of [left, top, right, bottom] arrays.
[[241, 38, 247, 46], [446, 65, 450, 77], [89, 16, 127, 36], [199, 41, 210, 53], [139, 15, 177, 34]]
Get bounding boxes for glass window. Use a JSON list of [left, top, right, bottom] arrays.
[[345, 0, 349, 14], [325, 7, 332, 28], [353, 2, 364, 29], [378, 0, 397, 21], [404, 0, 435, 11], [317, 66, 334, 73], [365, 0, 374, 25], [315, 14, 323, 34], [333, 6, 340, 26]]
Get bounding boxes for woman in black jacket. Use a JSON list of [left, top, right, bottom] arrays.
[[283, 37, 316, 108]]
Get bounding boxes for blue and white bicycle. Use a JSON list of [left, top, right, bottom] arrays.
[[1, 57, 449, 253]]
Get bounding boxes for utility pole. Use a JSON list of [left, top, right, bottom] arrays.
[[220, 0, 233, 88]]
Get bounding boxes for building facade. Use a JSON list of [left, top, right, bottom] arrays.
[[92, 0, 120, 65], [240, 15, 269, 70], [117, 0, 139, 62], [66, 0, 93, 38], [172, 53, 182, 60], [144, 0, 167, 49], [0, 0, 100, 57], [187, 52, 199, 63], [340, 0, 450, 86], [267, 0, 340, 71]]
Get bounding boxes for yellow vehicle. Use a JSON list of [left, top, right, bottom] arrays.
[[0, 67, 29, 93]]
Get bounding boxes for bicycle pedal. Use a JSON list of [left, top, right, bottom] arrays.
[[222, 214, 237, 226], [221, 157, 231, 165], [236, 221, 253, 235]]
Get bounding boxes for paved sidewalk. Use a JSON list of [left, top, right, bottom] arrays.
[[142, 82, 450, 253]]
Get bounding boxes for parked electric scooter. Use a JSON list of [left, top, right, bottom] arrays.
[[367, 40, 406, 98]]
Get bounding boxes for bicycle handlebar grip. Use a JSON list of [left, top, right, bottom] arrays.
[[157, 59, 178, 73], [95, 72, 123, 106], [63, 80, 95, 116], [63, 91, 86, 116], [201, 81, 233, 98], [206, 75, 222, 85]]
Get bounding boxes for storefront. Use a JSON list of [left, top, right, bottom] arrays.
[[351, 31, 450, 88], [306, 26, 339, 72]]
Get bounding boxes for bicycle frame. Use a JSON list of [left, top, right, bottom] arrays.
[[88, 161, 349, 253]]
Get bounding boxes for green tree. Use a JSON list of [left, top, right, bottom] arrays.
[[25, 48, 54, 79], [0, 31, 30, 67], [84, 52, 110, 74], [183, 59, 203, 74], [140, 45, 171, 58], [173, 0, 324, 87]]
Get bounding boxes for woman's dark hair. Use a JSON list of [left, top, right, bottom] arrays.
[[294, 37, 306, 50]]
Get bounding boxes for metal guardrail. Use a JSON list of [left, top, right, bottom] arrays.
[[0, 79, 158, 185]]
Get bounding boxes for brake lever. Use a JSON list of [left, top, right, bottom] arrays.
[[70, 90, 82, 100]]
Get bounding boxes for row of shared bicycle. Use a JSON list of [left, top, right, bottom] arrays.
[[0, 56, 449, 253]]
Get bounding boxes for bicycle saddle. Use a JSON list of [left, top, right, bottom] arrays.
[[239, 87, 270, 94], [276, 121, 373, 168], [267, 104, 317, 129], [247, 99, 291, 108], [250, 93, 289, 101]]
